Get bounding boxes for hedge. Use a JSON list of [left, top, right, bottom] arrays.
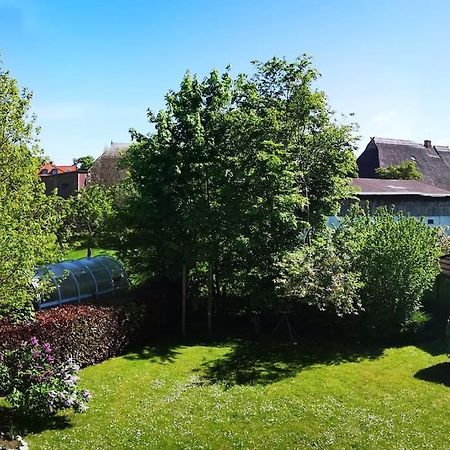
[[0, 303, 148, 367]]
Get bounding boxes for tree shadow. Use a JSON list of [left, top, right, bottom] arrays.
[[199, 339, 385, 387], [414, 362, 450, 387], [123, 344, 180, 364], [0, 406, 72, 437], [415, 335, 449, 357]]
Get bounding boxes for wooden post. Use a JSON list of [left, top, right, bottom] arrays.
[[207, 263, 213, 338], [182, 263, 187, 338]]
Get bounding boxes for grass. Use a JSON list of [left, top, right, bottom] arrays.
[[3, 338, 450, 449], [63, 246, 115, 261]]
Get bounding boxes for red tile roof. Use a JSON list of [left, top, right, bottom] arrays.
[[39, 163, 78, 175]]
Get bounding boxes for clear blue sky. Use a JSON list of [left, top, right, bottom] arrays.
[[1, 0, 450, 163]]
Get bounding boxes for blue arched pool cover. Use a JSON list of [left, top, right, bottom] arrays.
[[35, 256, 129, 309]]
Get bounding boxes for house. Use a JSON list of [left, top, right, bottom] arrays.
[[38, 163, 87, 198], [357, 137, 450, 191], [330, 178, 450, 231], [88, 142, 129, 187]]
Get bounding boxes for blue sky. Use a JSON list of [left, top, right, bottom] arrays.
[[1, 0, 450, 163]]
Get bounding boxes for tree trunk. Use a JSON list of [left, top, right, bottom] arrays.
[[207, 263, 213, 338], [182, 263, 187, 338]]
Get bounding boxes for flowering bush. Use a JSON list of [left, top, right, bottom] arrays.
[[0, 337, 91, 418]]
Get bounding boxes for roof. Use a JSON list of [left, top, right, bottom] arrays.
[[352, 178, 450, 197], [357, 137, 450, 190], [87, 141, 130, 187], [103, 141, 130, 156], [39, 163, 78, 176]]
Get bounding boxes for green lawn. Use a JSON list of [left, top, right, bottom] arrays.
[[9, 339, 450, 449], [63, 247, 115, 261]]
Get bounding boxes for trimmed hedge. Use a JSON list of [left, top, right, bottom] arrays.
[[0, 303, 148, 367]]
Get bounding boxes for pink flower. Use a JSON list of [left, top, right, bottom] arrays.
[[30, 337, 39, 346], [43, 343, 52, 354]]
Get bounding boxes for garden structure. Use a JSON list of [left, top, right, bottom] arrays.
[[34, 256, 129, 309]]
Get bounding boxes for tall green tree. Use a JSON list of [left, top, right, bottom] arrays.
[[114, 56, 357, 330], [0, 61, 62, 320], [73, 155, 95, 171]]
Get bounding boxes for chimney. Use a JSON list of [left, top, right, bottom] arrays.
[[424, 139, 432, 149]]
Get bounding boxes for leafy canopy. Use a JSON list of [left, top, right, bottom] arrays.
[[0, 61, 62, 320], [73, 155, 95, 171], [114, 56, 357, 301]]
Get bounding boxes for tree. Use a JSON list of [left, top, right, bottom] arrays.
[[73, 155, 95, 171], [114, 56, 357, 333], [376, 160, 422, 180], [65, 185, 113, 257], [0, 61, 62, 320]]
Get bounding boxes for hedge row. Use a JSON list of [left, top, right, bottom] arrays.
[[0, 303, 148, 367]]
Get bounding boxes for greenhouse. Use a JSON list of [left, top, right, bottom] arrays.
[[35, 256, 129, 309]]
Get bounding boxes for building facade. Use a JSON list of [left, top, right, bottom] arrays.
[[39, 163, 87, 198]]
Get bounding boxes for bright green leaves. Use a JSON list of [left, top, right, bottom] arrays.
[[376, 161, 422, 180], [116, 56, 357, 304], [0, 63, 63, 320]]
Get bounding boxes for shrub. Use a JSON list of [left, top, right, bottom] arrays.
[[0, 337, 91, 418], [278, 230, 363, 317], [278, 207, 442, 338], [0, 303, 148, 367], [351, 208, 441, 336]]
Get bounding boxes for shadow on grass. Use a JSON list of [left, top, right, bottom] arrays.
[[416, 335, 449, 357], [123, 344, 181, 364], [0, 406, 72, 437], [199, 339, 385, 387], [414, 362, 450, 387]]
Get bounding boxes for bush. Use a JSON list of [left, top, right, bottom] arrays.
[[278, 230, 363, 317], [350, 208, 441, 336], [0, 338, 91, 418], [279, 207, 442, 339], [0, 303, 148, 367]]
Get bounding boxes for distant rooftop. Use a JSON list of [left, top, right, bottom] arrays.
[[39, 163, 79, 176], [104, 141, 130, 155], [352, 178, 450, 197], [357, 137, 450, 191]]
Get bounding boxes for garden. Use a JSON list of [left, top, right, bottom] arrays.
[[0, 56, 449, 449], [1, 338, 449, 449]]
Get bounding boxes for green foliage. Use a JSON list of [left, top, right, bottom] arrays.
[[0, 61, 62, 320], [376, 160, 422, 180], [278, 230, 363, 316], [348, 208, 441, 335], [113, 56, 357, 301], [62, 185, 113, 255], [279, 207, 441, 336], [73, 155, 95, 171]]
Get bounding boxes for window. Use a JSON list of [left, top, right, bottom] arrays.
[[51, 168, 58, 175], [427, 219, 434, 225], [40, 169, 48, 175]]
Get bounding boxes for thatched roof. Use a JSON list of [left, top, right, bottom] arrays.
[[88, 142, 130, 187], [357, 137, 450, 190]]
